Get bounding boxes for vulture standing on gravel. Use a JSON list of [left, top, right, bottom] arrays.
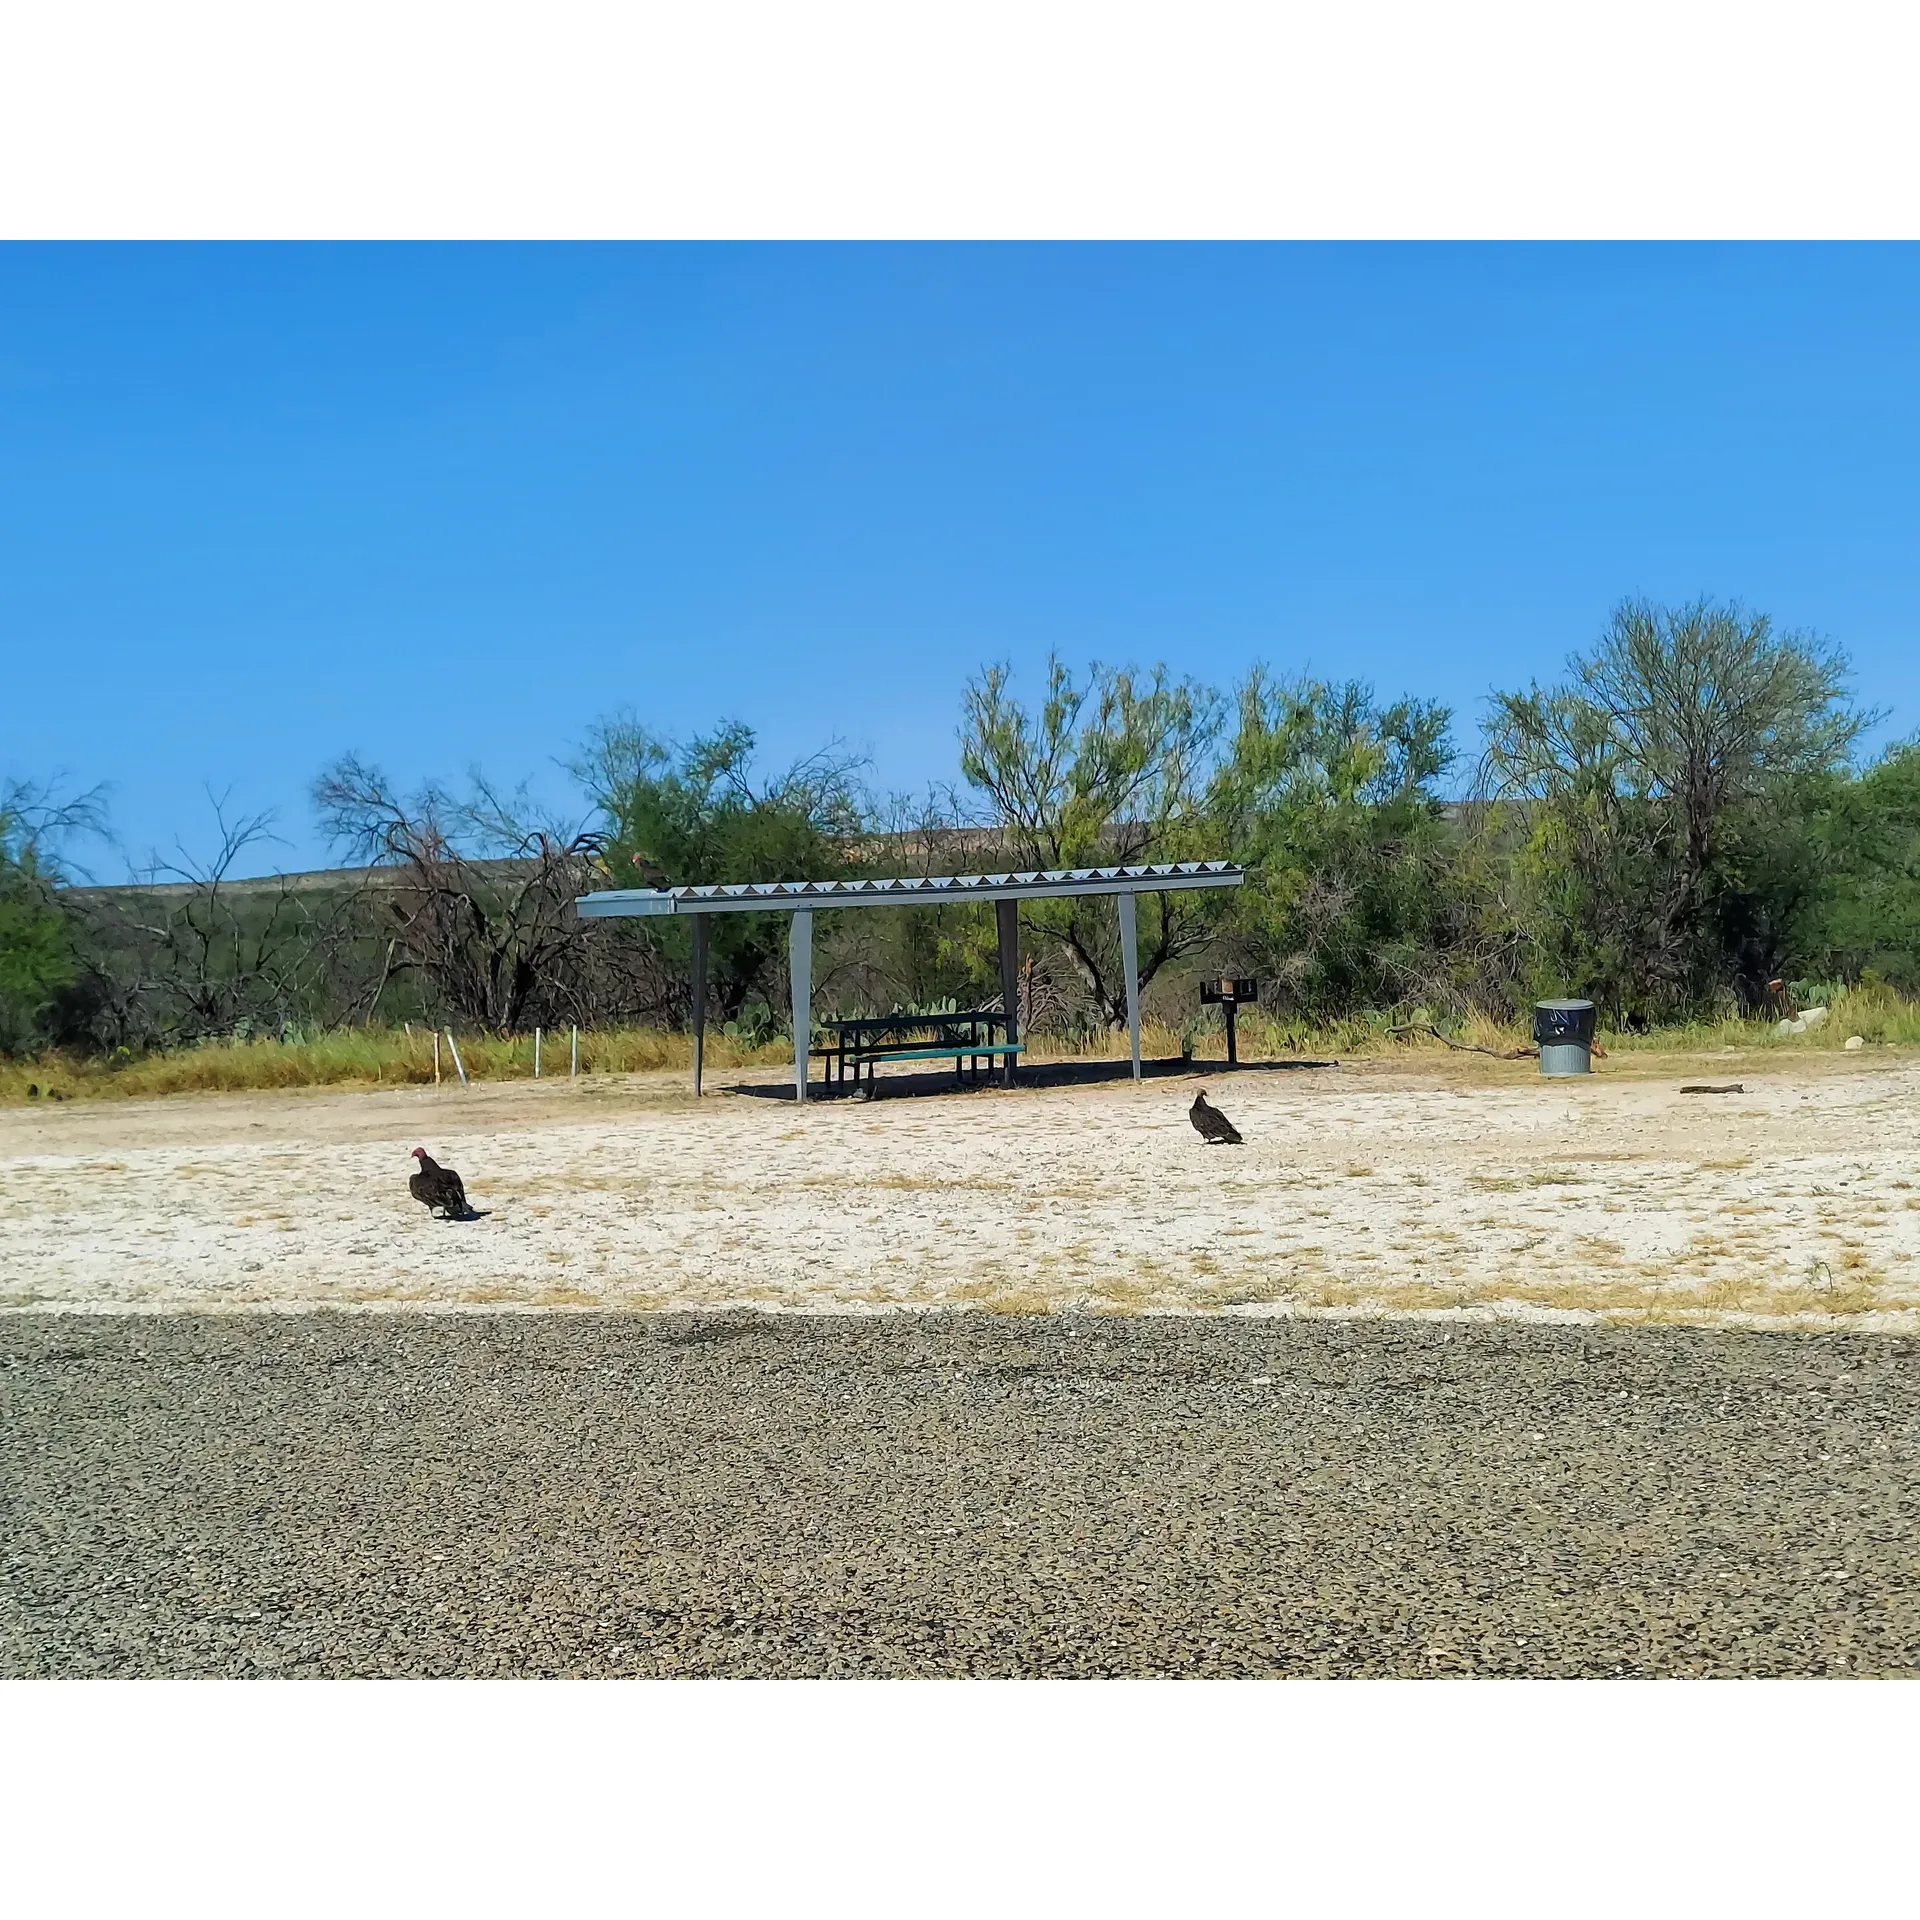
[[1189, 1091, 1243, 1145], [408, 1147, 472, 1219]]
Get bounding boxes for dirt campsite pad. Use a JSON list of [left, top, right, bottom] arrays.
[[4, 1051, 1919, 1328]]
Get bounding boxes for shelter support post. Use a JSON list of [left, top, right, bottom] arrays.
[[789, 910, 813, 1105], [995, 898, 1020, 1088], [690, 912, 709, 1098], [1118, 891, 1142, 1080]]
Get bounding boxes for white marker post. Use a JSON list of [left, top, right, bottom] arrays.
[[534, 1027, 542, 1077], [433, 1030, 441, 1085], [789, 910, 813, 1105], [571, 1026, 579, 1077], [444, 1030, 469, 1088]]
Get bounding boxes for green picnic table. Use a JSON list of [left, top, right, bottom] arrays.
[[812, 1011, 1023, 1096]]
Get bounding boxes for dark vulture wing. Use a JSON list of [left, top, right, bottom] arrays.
[[411, 1153, 470, 1215]]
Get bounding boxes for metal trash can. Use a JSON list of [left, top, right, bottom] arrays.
[[1534, 999, 1596, 1076]]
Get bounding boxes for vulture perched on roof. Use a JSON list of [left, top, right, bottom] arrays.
[[1189, 1091, 1243, 1145], [409, 1148, 472, 1219]]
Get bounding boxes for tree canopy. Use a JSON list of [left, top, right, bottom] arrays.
[[8, 597, 1915, 1056]]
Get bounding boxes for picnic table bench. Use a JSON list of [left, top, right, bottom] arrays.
[[811, 1011, 1022, 1095]]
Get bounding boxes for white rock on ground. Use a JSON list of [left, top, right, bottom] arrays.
[[1846, 1035, 1866, 1051]]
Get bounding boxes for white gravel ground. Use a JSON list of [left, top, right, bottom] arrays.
[[3, 1052, 1918, 1326]]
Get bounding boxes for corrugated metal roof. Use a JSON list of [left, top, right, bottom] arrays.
[[574, 861, 1244, 917]]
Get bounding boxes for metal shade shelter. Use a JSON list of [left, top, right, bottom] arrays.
[[574, 861, 1245, 1101]]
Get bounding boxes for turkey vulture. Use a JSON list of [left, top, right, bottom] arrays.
[[1189, 1091, 1243, 1145], [409, 1147, 472, 1219], [630, 853, 671, 888]]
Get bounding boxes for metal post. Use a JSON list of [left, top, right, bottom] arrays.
[[444, 1030, 469, 1087], [789, 910, 812, 1105], [571, 1026, 578, 1077], [690, 913, 709, 1098], [534, 1027, 541, 1077], [1118, 891, 1142, 1080], [1225, 999, 1238, 1067], [995, 898, 1020, 1088]]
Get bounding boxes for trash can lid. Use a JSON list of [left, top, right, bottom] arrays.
[[1535, 998, 1595, 1011]]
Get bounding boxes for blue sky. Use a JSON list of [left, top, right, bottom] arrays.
[[3, 243, 1917, 877]]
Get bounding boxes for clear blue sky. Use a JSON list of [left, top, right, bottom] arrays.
[[4, 243, 1917, 877]]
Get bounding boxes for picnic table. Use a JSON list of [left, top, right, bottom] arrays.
[[812, 1010, 1023, 1095]]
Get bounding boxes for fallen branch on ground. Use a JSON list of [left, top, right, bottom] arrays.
[[1389, 1022, 1536, 1060], [1389, 1021, 1609, 1062]]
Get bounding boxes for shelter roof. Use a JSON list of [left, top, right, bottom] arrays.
[[574, 861, 1243, 917]]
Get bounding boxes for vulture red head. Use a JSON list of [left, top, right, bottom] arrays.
[[410, 1147, 427, 1161]]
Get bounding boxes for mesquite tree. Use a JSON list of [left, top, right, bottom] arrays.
[[575, 718, 865, 1026], [959, 656, 1225, 1027], [0, 777, 105, 1054], [1480, 598, 1866, 1015]]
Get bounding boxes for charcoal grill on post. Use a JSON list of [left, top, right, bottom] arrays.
[[1199, 977, 1258, 1066]]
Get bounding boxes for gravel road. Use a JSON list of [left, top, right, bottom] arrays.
[[4, 1313, 1916, 1678]]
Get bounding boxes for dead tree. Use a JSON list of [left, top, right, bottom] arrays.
[[69, 792, 367, 1048], [314, 756, 610, 1033]]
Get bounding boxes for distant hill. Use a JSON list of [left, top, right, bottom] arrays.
[[57, 860, 534, 903], [58, 812, 1476, 904]]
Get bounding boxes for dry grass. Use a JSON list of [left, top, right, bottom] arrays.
[[1595, 982, 1920, 1053], [9, 982, 1920, 1107], [949, 1279, 1064, 1316], [0, 1026, 785, 1104], [1237, 983, 1920, 1063]]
